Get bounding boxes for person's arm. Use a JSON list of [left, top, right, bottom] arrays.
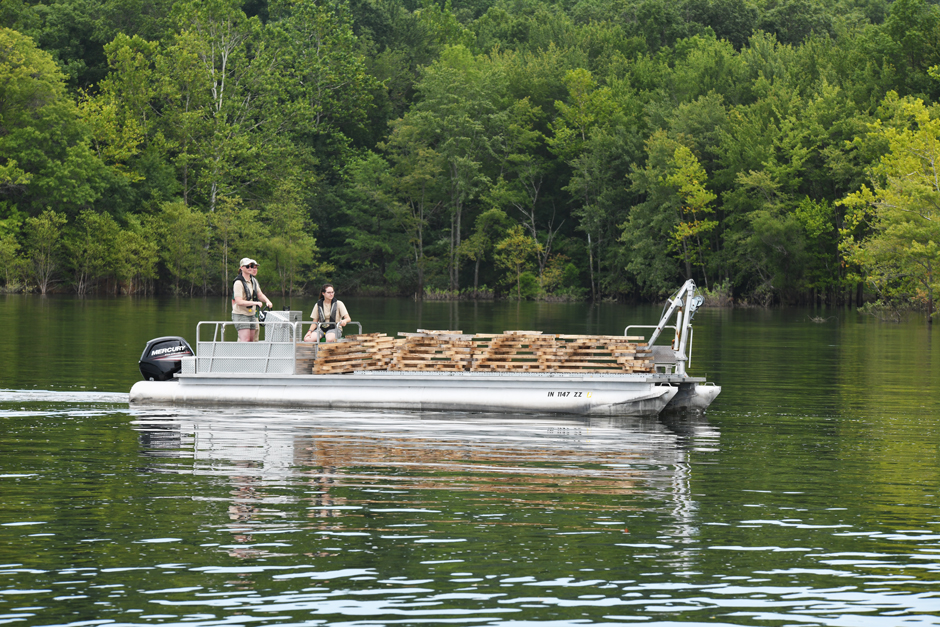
[[254, 284, 273, 308], [339, 301, 351, 327], [304, 307, 320, 341]]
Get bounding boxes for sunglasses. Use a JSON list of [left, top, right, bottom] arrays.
[[245, 264, 257, 269]]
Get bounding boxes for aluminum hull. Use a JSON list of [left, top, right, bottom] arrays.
[[130, 371, 686, 416]]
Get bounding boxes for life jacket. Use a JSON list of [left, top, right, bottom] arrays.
[[317, 298, 338, 330], [232, 275, 258, 310]]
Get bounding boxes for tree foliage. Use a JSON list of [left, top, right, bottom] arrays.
[[0, 28, 104, 217], [840, 93, 940, 318], [0, 0, 935, 311]]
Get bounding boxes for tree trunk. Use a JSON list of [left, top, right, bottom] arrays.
[[928, 267, 934, 324], [449, 213, 457, 291], [416, 221, 425, 299], [474, 258, 480, 295], [587, 233, 595, 301]]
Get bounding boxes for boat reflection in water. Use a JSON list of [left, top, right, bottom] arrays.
[[133, 408, 718, 561]]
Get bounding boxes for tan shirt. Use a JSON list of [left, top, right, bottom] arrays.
[[232, 276, 260, 316]]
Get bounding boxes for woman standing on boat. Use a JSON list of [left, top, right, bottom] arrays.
[[232, 258, 273, 342], [304, 283, 350, 343]]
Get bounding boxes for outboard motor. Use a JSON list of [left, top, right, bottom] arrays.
[[139, 336, 194, 381]]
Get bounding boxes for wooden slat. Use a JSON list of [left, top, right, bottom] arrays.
[[311, 333, 395, 374], [390, 332, 473, 372], [471, 331, 562, 372], [558, 334, 646, 341]]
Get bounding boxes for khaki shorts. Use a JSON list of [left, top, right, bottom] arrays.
[[308, 325, 342, 342], [232, 313, 259, 331]]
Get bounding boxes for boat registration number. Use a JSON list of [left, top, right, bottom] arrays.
[[547, 391, 591, 398]]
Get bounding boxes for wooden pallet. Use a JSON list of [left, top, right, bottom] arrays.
[[553, 335, 654, 373], [311, 333, 395, 374], [295, 342, 320, 375], [471, 332, 563, 372], [469, 332, 655, 374], [390, 330, 474, 372]]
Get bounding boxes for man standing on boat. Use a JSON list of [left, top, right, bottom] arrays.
[[232, 258, 273, 342], [304, 283, 350, 343]]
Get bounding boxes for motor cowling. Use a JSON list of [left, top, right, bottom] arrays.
[[139, 336, 194, 381]]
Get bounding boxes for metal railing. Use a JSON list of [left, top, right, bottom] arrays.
[[625, 324, 677, 341], [624, 324, 692, 372], [192, 314, 362, 375]]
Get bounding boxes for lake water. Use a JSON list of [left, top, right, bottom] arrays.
[[1, 295, 939, 626]]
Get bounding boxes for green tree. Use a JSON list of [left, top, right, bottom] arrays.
[[381, 118, 446, 295], [759, 0, 834, 47], [840, 93, 940, 319], [548, 68, 625, 300], [883, 0, 940, 75], [794, 196, 840, 299], [25, 209, 68, 294], [488, 97, 561, 287], [495, 223, 541, 299], [170, 0, 271, 211], [459, 207, 513, 292], [625, 0, 693, 52], [67, 209, 122, 295], [270, 0, 376, 168], [77, 34, 159, 184], [0, 28, 104, 218], [411, 45, 498, 291], [95, 0, 175, 44], [683, 0, 759, 50], [210, 196, 257, 295], [157, 201, 209, 294], [263, 177, 328, 296], [4, 0, 109, 89], [0, 215, 26, 290], [414, 0, 476, 50], [662, 144, 717, 286], [624, 132, 702, 296], [77, 32, 186, 216], [339, 152, 409, 292], [116, 215, 159, 294]]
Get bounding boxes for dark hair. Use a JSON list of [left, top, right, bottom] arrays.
[[319, 283, 334, 299]]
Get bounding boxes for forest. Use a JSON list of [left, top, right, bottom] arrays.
[[2, 0, 940, 313]]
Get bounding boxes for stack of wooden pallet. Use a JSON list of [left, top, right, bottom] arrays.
[[301, 329, 654, 375], [309, 333, 395, 374], [471, 331, 562, 372], [470, 331, 654, 374], [389, 330, 473, 371], [294, 342, 320, 375], [553, 335, 654, 373]]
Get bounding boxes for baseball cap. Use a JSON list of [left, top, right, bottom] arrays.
[[239, 257, 258, 267]]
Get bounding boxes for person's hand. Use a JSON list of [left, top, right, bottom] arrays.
[[266, 301, 273, 308]]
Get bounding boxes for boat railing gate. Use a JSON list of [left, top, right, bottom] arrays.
[[184, 311, 362, 375], [624, 324, 691, 374]]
